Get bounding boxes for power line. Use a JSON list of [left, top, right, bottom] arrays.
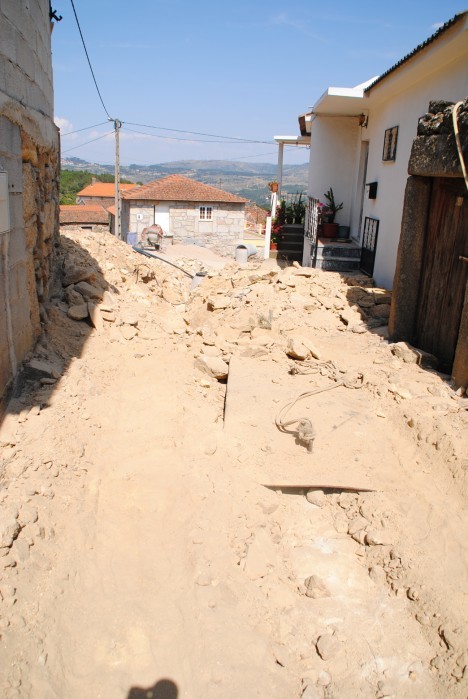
[[62, 131, 114, 154], [227, 150, 278, 160], [69, 0, 112, 120], [60, 121, 109, 136], [124, 120, 274, 145], [123, 126, 259, 144]]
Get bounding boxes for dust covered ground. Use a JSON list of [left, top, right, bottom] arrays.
[[0, 229, 467, 699]]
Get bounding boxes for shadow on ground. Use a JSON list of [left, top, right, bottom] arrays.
[[0, 234, 119, 428], [127, 678, 178, 699]]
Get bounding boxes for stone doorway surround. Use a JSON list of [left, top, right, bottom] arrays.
[[389, 100, 468, 388]]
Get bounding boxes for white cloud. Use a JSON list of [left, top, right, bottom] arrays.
[[54, 116, 74, 133], [432, 22, 444, 30]]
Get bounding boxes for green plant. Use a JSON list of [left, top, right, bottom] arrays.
[[323, 188, 343, 223], [291, 192, 305, 224], [282, 192, 306, 225], [272, 199, 286, 238]]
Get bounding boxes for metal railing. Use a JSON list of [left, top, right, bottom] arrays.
[[305, 197, 319, 242]]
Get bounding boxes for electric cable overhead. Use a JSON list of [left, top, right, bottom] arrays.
[[62, 131, 114, 154], [123, 126, 261, 144], [227, 150, 279, 160], [124, 121, 274, 145], [69, 0, 112, 120], [60, 121, 109, 136]]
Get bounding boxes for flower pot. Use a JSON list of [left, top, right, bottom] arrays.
[[321, 223, 339, 238], [270, 242, 277, 250]]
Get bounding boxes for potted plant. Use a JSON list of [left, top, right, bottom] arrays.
[[321, 188, 343, 237], [271, 200, 286, 251], [268, 181, 279, 193]]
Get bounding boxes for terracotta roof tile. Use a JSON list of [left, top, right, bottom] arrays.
[[121, 174, 248, 204], [60, 205, 109, 224], [77, 182, 136, 197]]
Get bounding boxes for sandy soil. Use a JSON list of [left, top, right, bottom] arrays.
[[0, 230, 466, 699]]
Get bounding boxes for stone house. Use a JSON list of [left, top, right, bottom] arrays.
[[0, 0, 60, 405], [288, 11, 467, 290], [76, 180, 136, 208], [60, 204, 109, 232], [119, 174, 247, 257]]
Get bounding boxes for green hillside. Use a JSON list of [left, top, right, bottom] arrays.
[[61, 158, 309, 207]]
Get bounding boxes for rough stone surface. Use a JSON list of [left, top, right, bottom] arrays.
[[304, 575, 331, 599], [316, 634, 340, 661], [0, 519, 21, 549], [67, 304, 89, 321], [88, 302, 104, 331], [391, 341, 438, 369], [74, 281, 104, 300], [63, 265, 94, 287], [366, 530, 393, 546], [195, 356, 229, 380], [306, 489, 326, 507]]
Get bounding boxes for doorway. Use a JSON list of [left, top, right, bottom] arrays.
[[154, 204, 170, 234], [415, 178, 467, 371]]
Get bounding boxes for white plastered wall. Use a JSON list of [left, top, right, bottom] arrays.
[[361, 56, 468, 289], [308, 116, 360, 227]]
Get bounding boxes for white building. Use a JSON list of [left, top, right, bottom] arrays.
[[298, 11, 468, 289]]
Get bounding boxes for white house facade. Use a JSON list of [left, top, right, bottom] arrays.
[[300, 12, 468, 290]]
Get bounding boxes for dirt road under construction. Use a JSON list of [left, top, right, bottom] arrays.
[[0, 230, 466, 699]]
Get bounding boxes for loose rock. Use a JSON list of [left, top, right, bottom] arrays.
[[304, 575, 331, 599], [195, 356, 229, 380], [67, 304, 89, 321], [316, 634, 340, 661]]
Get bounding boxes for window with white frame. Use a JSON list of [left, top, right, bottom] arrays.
[[199, 205, 213, 220]]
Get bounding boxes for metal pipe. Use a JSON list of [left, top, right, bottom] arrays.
[[132, 245, 194, 278]]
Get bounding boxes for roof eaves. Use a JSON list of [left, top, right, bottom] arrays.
[[364, 11, 467, 93]]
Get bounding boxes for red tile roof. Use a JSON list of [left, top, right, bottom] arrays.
[[60, 205, 109, 224], [121, 174, 248, 204], [77, 182, 136, 197]]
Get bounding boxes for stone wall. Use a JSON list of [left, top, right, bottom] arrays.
[[0, 1, 59, 404], [170, 202, 245, 257]]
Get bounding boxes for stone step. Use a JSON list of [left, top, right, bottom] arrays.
[[317, 245, 361, 259], [315, 257, 361, 272]]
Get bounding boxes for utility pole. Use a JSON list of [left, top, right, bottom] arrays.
[[113, 118, 122, 239]]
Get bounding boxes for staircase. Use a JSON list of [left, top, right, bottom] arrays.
[[277, 224, 304, 263], [314, 238, 361, 271]]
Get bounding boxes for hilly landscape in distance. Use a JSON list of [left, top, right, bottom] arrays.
[[61, 157, 309, 207]]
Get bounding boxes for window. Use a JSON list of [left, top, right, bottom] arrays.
[[382, 126, 398, 162], [199, 206, 213, 220]]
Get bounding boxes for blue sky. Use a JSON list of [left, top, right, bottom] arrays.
[[53, 0, 466, 166]]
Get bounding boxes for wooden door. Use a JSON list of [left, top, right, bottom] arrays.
[[415, 178, 468, 372]]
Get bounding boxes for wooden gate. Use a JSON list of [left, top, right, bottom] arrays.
[[415, 178, 468, 372]]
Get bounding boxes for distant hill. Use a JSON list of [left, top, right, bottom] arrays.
[[61, 157, 309, 207]]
